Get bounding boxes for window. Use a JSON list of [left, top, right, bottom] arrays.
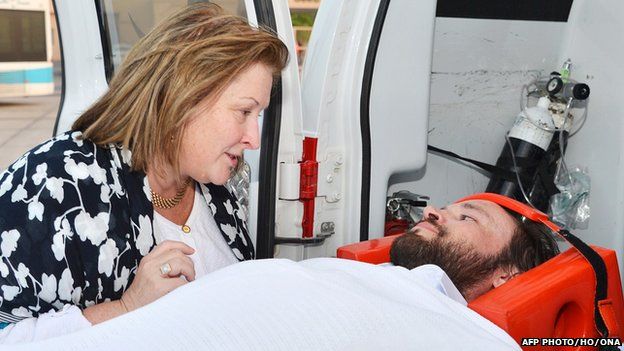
[[96, 0, 247, 80], [0, 10, 47, 62], [288, 0, 319, 72]]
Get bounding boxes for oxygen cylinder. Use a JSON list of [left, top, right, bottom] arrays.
[[486, 97, 556, 210]]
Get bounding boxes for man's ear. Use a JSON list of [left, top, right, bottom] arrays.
[[492, 266, 520, 288]]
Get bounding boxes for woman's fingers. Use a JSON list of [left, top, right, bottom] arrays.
[[154, 249, 194, 270], [160, 256, 196, 281], [142, 241, 196, 279], [120, 240, 196, 311], [149, 240, 195, 257]]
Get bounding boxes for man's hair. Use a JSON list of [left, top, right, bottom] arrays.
[[497, 211, 560, 274], [72, 3, 289, 180]]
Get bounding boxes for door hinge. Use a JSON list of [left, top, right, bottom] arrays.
[[276, 137, 343, 242]]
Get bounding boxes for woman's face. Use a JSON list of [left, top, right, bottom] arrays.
[[179, 62, 273, 185]]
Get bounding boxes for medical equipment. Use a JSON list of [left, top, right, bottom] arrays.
[[486, 61, 591, 213], [338, 193, 624, 350], [547, 79, 590, 100]]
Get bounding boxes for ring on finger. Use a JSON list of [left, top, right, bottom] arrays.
[[160, 262, 172, 276]]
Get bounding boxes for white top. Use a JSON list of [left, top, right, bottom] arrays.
[[152, 184, 238, 277], [0, 184, 237, 344], [7, 259, 522, 351]]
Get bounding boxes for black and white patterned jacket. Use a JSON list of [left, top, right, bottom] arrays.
[[0, 131, 254, 323]]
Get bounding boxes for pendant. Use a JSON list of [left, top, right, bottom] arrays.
[[182, 225, 191, 234]]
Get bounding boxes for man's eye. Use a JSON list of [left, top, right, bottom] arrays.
[[460, 214, 475, 221], [240, 110, 252, 117]]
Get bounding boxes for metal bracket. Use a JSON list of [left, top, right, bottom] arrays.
[[317, 153, 344, 203]]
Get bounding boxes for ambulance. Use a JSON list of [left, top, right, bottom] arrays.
[[52, 0, 623, 347]]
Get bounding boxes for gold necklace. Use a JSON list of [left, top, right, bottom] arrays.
[[151, 178, 192, 209]]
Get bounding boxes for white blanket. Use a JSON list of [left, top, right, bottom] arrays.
[[3, 258, 521, 351]]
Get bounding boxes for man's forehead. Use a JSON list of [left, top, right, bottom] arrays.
[[456, 199, 499, 210], [455, 200, 514, 226], [458, 201, 492, 219]]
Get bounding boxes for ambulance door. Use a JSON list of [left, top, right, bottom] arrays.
[[270, 0, 437, 260], [52, 0, 303, 254]]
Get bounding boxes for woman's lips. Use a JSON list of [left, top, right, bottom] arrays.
[[225, 153, 238, 167]]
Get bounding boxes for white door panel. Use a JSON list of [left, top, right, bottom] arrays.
[[54, 0, 108, 134], [367, 0, 436, 238], [284, 0, 382, 259]]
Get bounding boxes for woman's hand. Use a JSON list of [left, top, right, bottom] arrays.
[[120, 240, 196, 312], [83, 241, 195, 325]]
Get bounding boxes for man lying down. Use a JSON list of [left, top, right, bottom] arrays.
[[3, 198, 559, 351]]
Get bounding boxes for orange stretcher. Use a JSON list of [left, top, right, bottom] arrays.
[[337, 193, 624, 351]]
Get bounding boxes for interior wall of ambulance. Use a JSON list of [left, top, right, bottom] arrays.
[[387, 0, 624, 275]]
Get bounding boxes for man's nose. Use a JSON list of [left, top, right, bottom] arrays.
[[242, 117, 260, 150], [422, 206, 443, 223]]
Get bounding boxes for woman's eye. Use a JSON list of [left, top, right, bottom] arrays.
[[235, 110, 252, 120]]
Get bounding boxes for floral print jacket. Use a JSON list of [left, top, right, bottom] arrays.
[[0, 132, 254, 323]]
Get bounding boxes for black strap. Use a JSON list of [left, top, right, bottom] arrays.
[[427, 145, 532, 184], [558, 229, 612, 339], [534, 161, 560, 198]]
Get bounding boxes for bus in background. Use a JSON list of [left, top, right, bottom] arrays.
[[0, 0, 54, 98]]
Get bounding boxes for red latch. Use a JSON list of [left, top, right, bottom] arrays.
[[300, 137, 318, 238]]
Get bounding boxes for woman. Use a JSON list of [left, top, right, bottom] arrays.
[[0, 3, 288, 341]]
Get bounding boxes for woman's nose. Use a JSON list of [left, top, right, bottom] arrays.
[[422, 206, 443, 223], [242, 117, 260, 150]]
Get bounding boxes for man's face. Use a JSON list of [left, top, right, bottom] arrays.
[[390, 200, 517, 300], [410, 200, 516, 256]]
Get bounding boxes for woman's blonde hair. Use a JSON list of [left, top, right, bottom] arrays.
[[72, 3, 288, 179]]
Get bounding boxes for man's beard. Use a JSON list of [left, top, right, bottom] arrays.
[[389, 222, 504, 298]]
